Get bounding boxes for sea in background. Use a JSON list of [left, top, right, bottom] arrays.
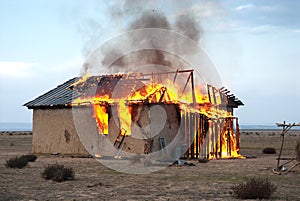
[[240, 124, 300, 130], [1, 122, 298, 132], [240, 125, 282, 130], [0, 122, 32, 131]]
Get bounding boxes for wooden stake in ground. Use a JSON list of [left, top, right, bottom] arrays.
[[295, 137, 300, 161], [275, 122, 300, 171]]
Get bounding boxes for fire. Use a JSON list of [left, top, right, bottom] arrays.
[[70, 73, 90, 87], [71, 74, 211, 134], [70, 69, 243, 159], [117, 100, 131, 135], [218, 119, 243, 159], [93, 105, 108, 134]]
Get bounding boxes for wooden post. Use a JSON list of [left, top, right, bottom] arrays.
[[201, 115, 206, 158], [236, 118, 240, 153], [199, 114, 203, 158], [210, 120, 215, 158], [151, 72, 154, 87], [190, 71, 196, 106], [173, 69, 179, 83], [190, 113, 195, 159], [277, 121, 286, 170], [230, 118, 234, 156], [219, 119, 224, 158], [182, 74, 191, 95], [275, 122, 300, 171], [206, 120, 211, 159], [227, 118, 232, 156], [182, 112, 187, 159], [186, 112, 190, 158], [214, 119, 219, 159], [195, 113, 199, 159]]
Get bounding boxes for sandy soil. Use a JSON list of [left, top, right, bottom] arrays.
[[0, 130, 299, 201]]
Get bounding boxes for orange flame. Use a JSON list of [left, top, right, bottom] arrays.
[[70, 71, 243, 159], [93, 105, 108, 134], [70, 73, 90, 87], [118, 100, 131, 135]]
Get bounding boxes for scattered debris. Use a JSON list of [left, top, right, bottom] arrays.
[[87, 182, 112, 188], [70, 155, 92, 158], [198, 158, 209, 163], [170, 160, 195, 166], [87, 182, 103, 188], [130, 154, 144, 164], [242, 155, 257, 159]]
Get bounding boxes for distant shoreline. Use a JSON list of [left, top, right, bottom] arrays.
[[1, 129, 299, 133], [0, 129, 32, 132], [1, 122, 299, 132], [0, 122, 32, 132], [241, 128, 300, 131]]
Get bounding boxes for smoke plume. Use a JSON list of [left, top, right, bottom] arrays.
[[82, 1, 206, 75], [105, 10, 203, 71]]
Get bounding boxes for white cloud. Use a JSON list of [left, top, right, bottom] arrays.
[[294, 29, 300, 33], [189, 1, 226, 18], [169, 1, 226, 20], [249, 25, 278, 33], [0, 62, 38, 78], [235, 4, 256, 11]]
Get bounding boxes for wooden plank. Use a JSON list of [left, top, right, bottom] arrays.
[[276, 123, 300, 127], [214, 119, 219, 158], [200, 115, 206, 158], [195, 113, 199, 159], [185, 112, 190, 158], [227, 118, 232, 156], [210, 120, 215, 158], [276, 157, 295, 160], [236, 118, 240, 152], [190, 113, 195, 159], [206, 120, 210, 159], [182, 73, 191, 95], [190, 72, 196, 105], [219, 119, 224, 158], [173, 69, 179, 83]]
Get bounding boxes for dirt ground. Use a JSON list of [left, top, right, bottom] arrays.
[[0, 130, 299, 201]]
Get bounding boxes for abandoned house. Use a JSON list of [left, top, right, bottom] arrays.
[[24, 69, 243, 160]]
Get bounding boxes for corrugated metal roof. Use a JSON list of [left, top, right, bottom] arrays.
[[23, 75, 146, 109], [24, 75, 243, 109], [23, 77, 79, 109]]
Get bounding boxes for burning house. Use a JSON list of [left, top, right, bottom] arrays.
[[24, 69, 243, 160]]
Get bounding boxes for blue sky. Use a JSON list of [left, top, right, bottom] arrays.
[[0, 0, 299, 125]]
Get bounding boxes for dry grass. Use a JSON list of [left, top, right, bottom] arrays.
[[5, 156, 28, 169], [232, 177, 276, 199], [20, 154, 37, 162], [42, 164, 74, 182], [262, 147, 276, 154], [0, 131, 299, 200]]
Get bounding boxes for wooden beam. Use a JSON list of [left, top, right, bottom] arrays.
[[182, 73, 191, 95], [190, 71, 197, 105], [173, 69, 179, 83]]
